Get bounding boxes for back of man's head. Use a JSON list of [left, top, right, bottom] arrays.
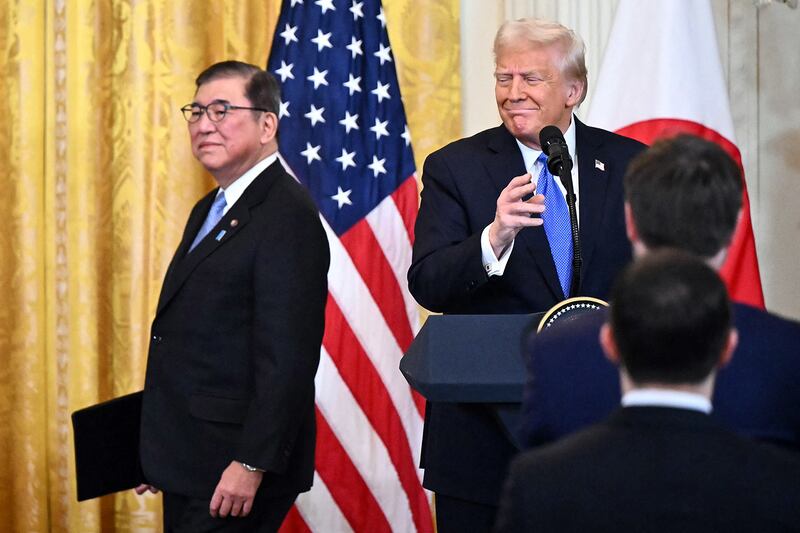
[[609, 249, 732, 385], [624, 135, 742, 259]]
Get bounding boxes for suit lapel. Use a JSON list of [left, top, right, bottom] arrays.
[[156, 191, 216, 312], [485, 126, 562, 301], [155, 160, 283, 316], [575, 118, 611, 288]]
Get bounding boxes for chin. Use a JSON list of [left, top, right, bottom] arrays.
[[195, 157, 224, 172]]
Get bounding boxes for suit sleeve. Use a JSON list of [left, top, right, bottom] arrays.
[[237, 193, 330, 474], [407, 149, 493, 312]]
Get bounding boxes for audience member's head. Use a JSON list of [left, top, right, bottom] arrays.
[[601, 250, 737, 392], [624, 135, 742, 267]]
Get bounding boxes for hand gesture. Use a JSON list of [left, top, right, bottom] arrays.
[[488, 173, 545, 257]]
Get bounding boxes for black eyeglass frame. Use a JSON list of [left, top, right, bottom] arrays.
[[180, 101, 270, 123]]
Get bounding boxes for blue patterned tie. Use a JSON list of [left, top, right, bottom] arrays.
[[536, 152, 573, 298], [189, 191, 227, 252]]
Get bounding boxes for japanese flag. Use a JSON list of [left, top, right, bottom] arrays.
[[588, 0, 764, 308]]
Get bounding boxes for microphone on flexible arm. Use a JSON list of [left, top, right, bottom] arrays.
[[539, 125, 582, 297]]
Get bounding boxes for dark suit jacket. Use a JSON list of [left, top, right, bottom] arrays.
[[140, 160, 329, 499], [407, 121, 645, 505], [520, 304, 800, 451], [496, 407, 800, 533]]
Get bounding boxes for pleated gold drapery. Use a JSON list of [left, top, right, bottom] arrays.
[[0, 1, 459, 531]]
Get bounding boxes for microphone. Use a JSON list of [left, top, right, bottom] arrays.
[[539, 125, 573, 176]]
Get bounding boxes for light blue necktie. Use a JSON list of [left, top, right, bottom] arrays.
[[189, 191, 227, 252], [536, 152, 573, 298]]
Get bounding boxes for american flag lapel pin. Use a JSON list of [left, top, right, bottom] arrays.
[[595, 159, 606, 171]]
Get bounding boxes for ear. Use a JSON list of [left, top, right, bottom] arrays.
[[624, 202, 638, 244], [599, 323, 621, 367], [565, 79, 583, 108], [260, 112, 279, 145], [717, 328, 738, 369]]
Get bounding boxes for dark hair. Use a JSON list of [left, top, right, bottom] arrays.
[[624, 135, 742, 258], [195, 60, 280, 116], [610, 249, 732, 384]]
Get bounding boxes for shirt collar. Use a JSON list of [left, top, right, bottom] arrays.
[[515, 115, 577, 173], [622, 388, 712, 414], [219, 151, 278, 214]]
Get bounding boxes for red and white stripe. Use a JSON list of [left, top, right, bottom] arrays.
[[279, 155, 433, 532]]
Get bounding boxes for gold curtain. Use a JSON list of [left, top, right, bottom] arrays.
[[0, 0, 459, 531]]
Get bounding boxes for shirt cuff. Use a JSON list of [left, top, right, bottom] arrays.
[[481, 224, 514, 277]]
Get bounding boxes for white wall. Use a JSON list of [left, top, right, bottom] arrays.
[[461, 0, 800, 321]]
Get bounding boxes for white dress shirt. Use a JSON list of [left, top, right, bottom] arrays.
[[622, 388, 712, 414]]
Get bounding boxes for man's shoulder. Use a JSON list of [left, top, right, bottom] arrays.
[[427, 125, 512, 159], [730, 302, 800, 363], [734, 302, 800, 336], [257, 161, 319, 213], [516, 406, 800, 472], [243, 163, 326, 247], [575, 119, 647, 153], [512, 419, 613, 472]]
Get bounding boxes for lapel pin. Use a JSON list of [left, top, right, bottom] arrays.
[[215, 229, 227, 241], [595, 159, 606, 171], [230, 219, 239, 227]]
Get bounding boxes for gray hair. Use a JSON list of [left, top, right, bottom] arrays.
[[195, 60, 281, 116]]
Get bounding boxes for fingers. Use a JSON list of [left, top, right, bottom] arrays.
[[218, 495, 233, 518], [211, 496, 253, 518], [502, 173, 535, 202], [496, 194, 546, 226], [209, 462, 262, 519], [498, 174, 546, 216], [229, 497, 253, 517], [209, 491, 253, 519], [512, 195, 547, 216], [134, 484, 159, 495], [242, 498, 253, 517], [210, 490, 223, 518], [489, 174, 547, 254]]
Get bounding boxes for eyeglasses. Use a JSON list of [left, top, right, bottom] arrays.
[[180, 102, 269, 123]]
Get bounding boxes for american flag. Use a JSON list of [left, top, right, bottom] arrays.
[[267, 0, 433, 531]]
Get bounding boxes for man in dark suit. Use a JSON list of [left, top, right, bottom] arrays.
[[496, 251, 800, 532], [520, 135, 800, 451], [135, 61, 329, 532], [407, 18, 644, 532]]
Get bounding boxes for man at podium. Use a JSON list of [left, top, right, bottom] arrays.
[[407, 17, 643, 532]]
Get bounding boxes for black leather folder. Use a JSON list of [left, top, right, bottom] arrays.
[[71, 390, 145, 501]]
